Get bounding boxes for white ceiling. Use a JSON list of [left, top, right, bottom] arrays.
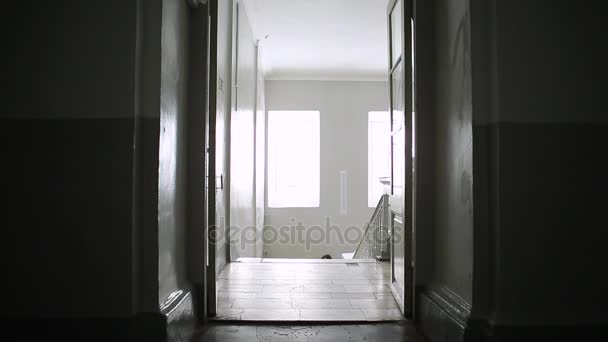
[[241, 0, 390, 81]]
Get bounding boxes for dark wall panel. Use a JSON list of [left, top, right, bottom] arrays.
[[496, 123, 608, 323], [1, 118, 134, 316], [0, 0, 139, 317], [4, 1, 137, 118]]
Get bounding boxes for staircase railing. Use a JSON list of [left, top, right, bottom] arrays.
[[353, 194, 390, 260]]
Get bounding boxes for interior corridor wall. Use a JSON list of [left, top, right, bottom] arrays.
[[477, 0, 608, 326], [430, 0, 474, 305], [264, 80, 388, 259], [0, 1, 140, 317], [229, 2, 257, 259], [158, 0, 190, 309]]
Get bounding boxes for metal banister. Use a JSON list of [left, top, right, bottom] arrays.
[[353, 194, 390, 260]]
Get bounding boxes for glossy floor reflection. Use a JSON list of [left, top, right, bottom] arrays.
[[214, 259, 402, 321]]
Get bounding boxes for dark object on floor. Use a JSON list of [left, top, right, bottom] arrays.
[[321, 254, 332, 259]]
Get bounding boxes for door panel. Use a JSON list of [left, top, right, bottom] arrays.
[[186, 0, 211, 321], [390, 58, 405, 307], [206, 0, 234, 317], [214, 0, 233, 280], [392, 214, 405, 298], [391, 61, 405, 201], [206, 0, 217, 316]]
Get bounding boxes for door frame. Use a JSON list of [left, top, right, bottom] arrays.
[[387, 0, 416, 319], [205, 0, 219, 317], [183, 0, 212, 322], [204, 0, 239, 318]]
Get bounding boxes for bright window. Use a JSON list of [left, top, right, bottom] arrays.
[[368, 111, 391, 207], [268, 111, 320, 208]]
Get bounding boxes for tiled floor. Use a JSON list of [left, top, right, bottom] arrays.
[[214, 258, 403, 321]]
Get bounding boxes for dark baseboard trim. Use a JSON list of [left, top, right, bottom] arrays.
[[0, 314, 166, 342], [0, 291, 200, 342], [0, 291, 196, 342], [416, 285, 472, 342], [416, 286, 608, 342], [191, 282, 206, 322]]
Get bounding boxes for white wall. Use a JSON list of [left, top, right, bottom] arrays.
[[264, 80, 388, 259], [254, 45, 267, 258]]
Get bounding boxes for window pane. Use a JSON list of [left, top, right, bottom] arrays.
[[390, 0, 402, 66], [368, 111, 391, 207], [391, 62, 405, 198], [268, 111, 320, 208]]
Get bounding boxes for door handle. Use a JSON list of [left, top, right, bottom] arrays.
[[205, 175, 223, 190], [216, 174, 223, 190]]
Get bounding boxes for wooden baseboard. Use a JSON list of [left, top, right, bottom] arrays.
[[161, 289, 198, 340], [0, 290, 200, 342], [416, 285, 472, 342], [417, 285, 608, 342]]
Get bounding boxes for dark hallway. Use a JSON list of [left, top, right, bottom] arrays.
[[2, 0, 608, 341]]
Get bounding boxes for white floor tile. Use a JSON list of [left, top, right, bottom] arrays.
[[331, 292, 377, 299], [299, 309, 366, 321], [349, 298, 400, 309], [241, 309, 299, 321], [231, 298, 292, 309], [214, 260, 399, 321], [290, 292, 333, 299], [291, 298, 352, 309]]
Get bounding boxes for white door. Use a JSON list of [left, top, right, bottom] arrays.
[[387, 0, 414, 318]]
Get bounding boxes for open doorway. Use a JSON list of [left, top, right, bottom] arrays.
[[207, 0, 415, 322]]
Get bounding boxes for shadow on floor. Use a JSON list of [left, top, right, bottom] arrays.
[[176, 322, 426, 342]]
